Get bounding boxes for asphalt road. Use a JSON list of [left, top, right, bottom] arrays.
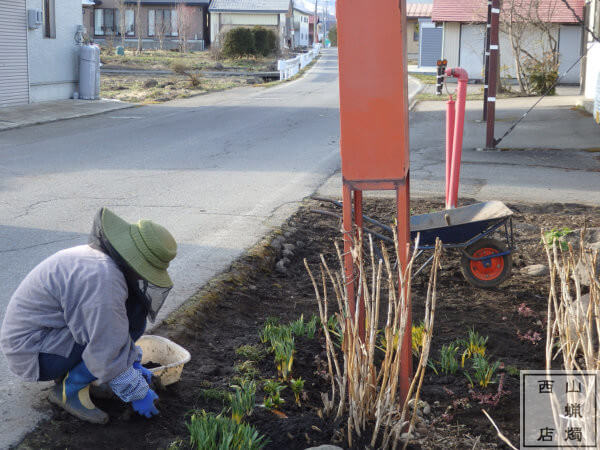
[[0, 49, 420, 447]]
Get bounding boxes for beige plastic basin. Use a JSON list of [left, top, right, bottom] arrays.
[[135, 335, 191, 387]]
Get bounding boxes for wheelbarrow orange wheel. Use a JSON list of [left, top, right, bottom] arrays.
[[460, 238, 512, 289]]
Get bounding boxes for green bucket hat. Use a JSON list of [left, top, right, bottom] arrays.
[[101, 208, 177, 288]]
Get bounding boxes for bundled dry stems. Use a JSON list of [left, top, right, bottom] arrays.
[[305, 230, 442, 449], [544, 234, 599, 447]]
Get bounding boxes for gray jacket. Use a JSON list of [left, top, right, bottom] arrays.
[[0, 245, 140, 383]]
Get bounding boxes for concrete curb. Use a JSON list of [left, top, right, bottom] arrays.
[[408, 75, 425, 111], [0, 101, 137, 133]]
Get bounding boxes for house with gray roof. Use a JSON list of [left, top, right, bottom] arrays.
[[209, 0, 293, 49]]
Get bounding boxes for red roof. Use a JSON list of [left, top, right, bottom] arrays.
[[431, 0, 584, 23], [407, 3, 433, 18]]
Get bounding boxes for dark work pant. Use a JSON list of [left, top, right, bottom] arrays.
[[37, 314, 146, 382]]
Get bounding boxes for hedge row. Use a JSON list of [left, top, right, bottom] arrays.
[[223, 27, 278, 58]]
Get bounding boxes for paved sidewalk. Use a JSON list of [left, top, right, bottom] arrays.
[[0, 99, 135, 132], [318, 92, 600, 206]]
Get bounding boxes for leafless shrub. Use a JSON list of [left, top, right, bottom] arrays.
[[305, 232, 442, 449], [171, 62, 201, 87], [176, 3, 195, 53]]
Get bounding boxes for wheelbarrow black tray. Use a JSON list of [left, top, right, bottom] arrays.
[[410, 201, 514, 247]]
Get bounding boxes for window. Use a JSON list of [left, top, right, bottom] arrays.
[[413, 22, 419, 41], [148, 9, 178, 37], [94, 8, 135, 36], [44, 0, 56, 39]]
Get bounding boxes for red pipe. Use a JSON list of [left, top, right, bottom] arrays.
[[445, 96, 455, 208], [445, 67, 468, 209]]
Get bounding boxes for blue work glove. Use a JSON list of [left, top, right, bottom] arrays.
[[133, 361, 154, 384], [131, 389, 159, 418]]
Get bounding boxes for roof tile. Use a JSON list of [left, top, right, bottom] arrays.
[[431, 0, 584, 23], [209, 0, 291, 13]]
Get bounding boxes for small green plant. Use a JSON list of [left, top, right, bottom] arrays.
[[465, 355, 502, 388], [273, 338, 294, 381], [289, 378, 305, 406], [198, 387, 231, 406], [251, 26, 277, 56], [506, 365, 520, 377], [260, 322, 292, 348], [412, 322, 425, 356], [230, 380, 256, 424], [187, 410, 268, 450], [171, 62, 201, 87], [290, 314, 307, 337], [439, 343, 460, 375], [305, 315, 319, 339], [233, 360, 259, 381], [235, 345, 265, 362], [327, 24, 337, 46], [460, 328, 488, 368], [542, 227, 573, 251], [263, 380, 286, 410], [523, 52, 559, 95]]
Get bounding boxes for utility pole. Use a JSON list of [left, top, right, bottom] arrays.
[[482, 0, 492, 121], [485, 0, 500, 149]]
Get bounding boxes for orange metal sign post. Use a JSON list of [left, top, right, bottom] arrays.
[[337, 0, 412, 402]]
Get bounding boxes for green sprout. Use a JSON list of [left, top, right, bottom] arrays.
[[305, 315, 319, 339], [439, 342, 460, 375], [412, 322, 426, 356], [289, 378, 305, 406], [229, 380, 256, 424], [187, 410, 268, 450], [273, 338, 295, 381], [263, 380, 286, 410], [235, 345, 265, 363], [542, 227, 573, 251], [460, 328, 488, 368], [465, 355, 502, 388]]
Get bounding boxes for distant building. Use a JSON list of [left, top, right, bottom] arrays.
[[0, 0, 83, 107], [83, 0, 210, 50], [292, 4, 311, 48], [406, 3, 435, 66], [432, 0, 584, 82], [209, 0, 292, 49]]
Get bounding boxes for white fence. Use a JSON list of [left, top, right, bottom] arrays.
[[277, 44, 322, 80]]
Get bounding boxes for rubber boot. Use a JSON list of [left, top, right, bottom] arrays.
[[47, 361, 109, 424]]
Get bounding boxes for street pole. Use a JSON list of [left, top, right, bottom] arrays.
[[485, 0, 499, 149], [314, 0, 319, 44], [483, 0, 492, 121]]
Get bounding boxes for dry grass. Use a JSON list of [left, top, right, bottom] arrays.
[[101, 74, 248, 103], [100, 48, 276, 72], [305, 231, 442, 450]]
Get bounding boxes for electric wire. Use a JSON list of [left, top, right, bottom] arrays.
[[492, 0, 600, 146]]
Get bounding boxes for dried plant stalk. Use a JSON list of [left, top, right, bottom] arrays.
[[543, 234, 600, 448], [305, 229, 442, 449]]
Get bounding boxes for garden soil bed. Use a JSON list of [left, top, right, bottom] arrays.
[[16, 198, 600, 450]]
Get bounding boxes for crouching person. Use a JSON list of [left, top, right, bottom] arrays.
[[0, 208, 177, 424]]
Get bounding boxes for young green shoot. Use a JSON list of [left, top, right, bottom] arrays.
[[439, 342, 460, 375], [460, 328, 488, 368], [263, 380, 286, 410], [469, 354, 502, 387], [229, 380, 256, 424], [542, 227, 573, 251], [187, 410, 268, 450], [290, 314, 306, 337], [412, 322, 426, 357], [272, 339, 294, 381], [289, 378, 305, 406]]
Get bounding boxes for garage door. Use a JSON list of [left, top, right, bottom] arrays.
[[459, 24, 485, 80], [558, 25, 582, 84], [419, 20, 442, 67], [0, 1, 29, 107]]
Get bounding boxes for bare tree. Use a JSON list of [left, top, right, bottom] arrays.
[[136, 0, 143, 54], [155, 13, 169, 50], [116, 0, 128, 48], [176, 3, 195, 53], [498, 0, 561, 93]]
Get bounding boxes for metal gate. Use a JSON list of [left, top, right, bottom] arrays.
[[0, 1, 29, 107], [419, 19, 442, 67]]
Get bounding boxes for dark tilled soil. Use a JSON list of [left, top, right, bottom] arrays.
[[16, 198, 600, 450]]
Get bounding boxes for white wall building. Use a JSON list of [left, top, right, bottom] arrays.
[[292, 5, 311, 48], [0, 0, 82, 107], [583, 0, 600, 125]]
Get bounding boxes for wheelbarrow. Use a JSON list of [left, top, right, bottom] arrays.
[[311, 197, 515, 289]]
